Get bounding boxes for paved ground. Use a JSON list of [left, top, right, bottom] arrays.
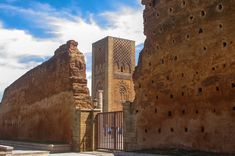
[[50, 151, 115, 156], [49, 151, 165, 156]]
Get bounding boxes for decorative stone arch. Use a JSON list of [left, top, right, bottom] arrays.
[[114, 61, 120, 72], [119, 85, 128, 102], [114, 80, 130, 104], [126, 63, 131, 73], [120, 63, 125, 72]]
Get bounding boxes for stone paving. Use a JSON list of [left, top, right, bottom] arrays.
[[50, 151, 166, 156]]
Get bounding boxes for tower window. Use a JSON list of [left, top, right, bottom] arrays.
[[121, 67, 124, 72]]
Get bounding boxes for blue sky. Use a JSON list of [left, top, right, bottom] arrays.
[[0, 0, 145, 100]]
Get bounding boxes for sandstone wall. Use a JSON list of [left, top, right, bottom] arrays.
[[132, 0, 235, 153], [0, 40, 92, 144]]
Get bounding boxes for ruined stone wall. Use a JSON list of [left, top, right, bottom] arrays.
[[0, 40, 92, 144], [132, 0, 235, 153]]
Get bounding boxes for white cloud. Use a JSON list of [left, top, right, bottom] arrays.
[[0, 1, 145, 100]]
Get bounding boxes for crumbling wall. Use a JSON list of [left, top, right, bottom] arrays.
[[0, 40, 92, 144], [131, 0, 235, 153]]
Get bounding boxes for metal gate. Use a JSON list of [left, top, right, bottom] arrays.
[[96, 111, 123, 150]]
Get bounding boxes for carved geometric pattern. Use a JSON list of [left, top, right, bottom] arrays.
[[113, 38, 132, 67], [94, 45, 105, 66]]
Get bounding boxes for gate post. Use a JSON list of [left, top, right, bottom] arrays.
[[71, 108, 101, 152], [123, 101, 138, 151]]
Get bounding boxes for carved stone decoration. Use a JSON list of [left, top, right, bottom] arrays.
[[114, 80, 130, 104]]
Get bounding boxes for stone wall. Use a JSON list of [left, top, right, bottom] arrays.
[[0, 40, 92, 145], [128, 0, 235, 153]]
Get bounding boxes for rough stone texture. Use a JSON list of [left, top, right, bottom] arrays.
[[0, 40, 92, 144], [92, 36, 135, 112], [130, 0, 235, 154]]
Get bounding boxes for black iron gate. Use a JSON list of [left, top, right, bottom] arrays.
[[96, 111, 123, 150]]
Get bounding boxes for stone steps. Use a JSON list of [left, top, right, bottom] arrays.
[[0, 140, 71, 153]]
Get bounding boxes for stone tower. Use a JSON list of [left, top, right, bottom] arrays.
[[92, 36, 135, 112]]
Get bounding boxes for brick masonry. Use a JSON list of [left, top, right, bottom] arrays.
[[124, 0, 235, 154], [0, 40, 94, 151]]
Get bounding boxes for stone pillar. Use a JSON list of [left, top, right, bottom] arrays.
[[123, 101, 138, 151], [98, 90, 103, 112], [72, 109, 101, 152]]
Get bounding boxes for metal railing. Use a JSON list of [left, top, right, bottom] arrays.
[[96, 111, 123, 150]]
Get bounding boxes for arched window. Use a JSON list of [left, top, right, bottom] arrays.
[[120, 85, 128, 102], [121, 66, 124, 72], [127, 63, 131, 73], [120, 63, 125, 72]]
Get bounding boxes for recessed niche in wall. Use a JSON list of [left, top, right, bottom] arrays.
[[149, 62, 152, 66], [170, 128, 174, 132], [174, 56, 178, 61], [198, 88, 202, 93], [168, 111, 172, 117], [182, 109, 185, 114], [155, 108, 157, 113], [216, 86, 220, 91], [152, 80, 154, 84], [203, 46, 207, 51], [172, 39, 175, 44], [145, 129, 148, 133], [223, 64, 226, 68], [196, 110, 199, 114], [181, 0, 186, 8], [161, 59, 164, 64], [158, 128, 161, 133], [213, 109, 216, 113], [156, 45, 160, 50], [186, 34, 190, 40], [199, 28, 203, 34], [170, 94, 174, 99], [185, 128, 188, 132], [166, 76, 170, 80], [189, 15, 194, 22], [212, 67, 215, 71], [231, 83, 235, 88], [156, 12, 160, 17], [196, 71, 199, 75], [136, 110, 139, 113], [139, 83, 141, 88], [182, 73, 184, 77], [200, 10, 206, 17], [233, 107, 235, 111], [156, 95, 159, 99], [168, 7, 174, 14], [182, 92, 185, 96], [201, 126, 205, 133], [223, 41, 227, 48], [216, 3, 223, 12], [219, 24, 223, 29]]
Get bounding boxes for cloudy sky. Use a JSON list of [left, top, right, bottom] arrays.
[[0, 0, 145, 100]]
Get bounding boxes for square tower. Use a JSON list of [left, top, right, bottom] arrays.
[[92, 36, 135, 112]]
